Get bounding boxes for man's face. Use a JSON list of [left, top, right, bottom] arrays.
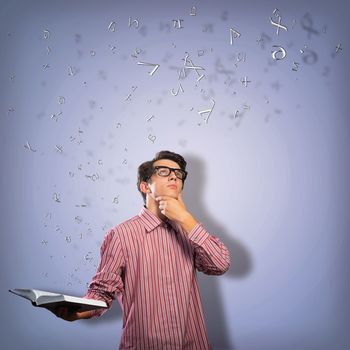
[[146, 159, 184, 200]]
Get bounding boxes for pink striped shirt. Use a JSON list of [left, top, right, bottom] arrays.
[[84, 206, 230, 349]]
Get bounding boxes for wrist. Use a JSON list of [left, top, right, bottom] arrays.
[[179, 212, 198, 234]]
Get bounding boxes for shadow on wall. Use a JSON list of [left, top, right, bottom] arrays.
[[184, 153, 252, 350], [85, 153, 252, 350]]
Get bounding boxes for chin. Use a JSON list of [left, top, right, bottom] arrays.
[[166, 192, 178, 198]]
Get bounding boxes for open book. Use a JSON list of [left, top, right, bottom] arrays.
[[9, 289, 107, 312]]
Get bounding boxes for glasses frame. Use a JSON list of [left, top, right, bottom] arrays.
[[151, 166, 188, 181]]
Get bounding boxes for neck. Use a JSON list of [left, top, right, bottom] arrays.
[[145, 197, 168, 221]]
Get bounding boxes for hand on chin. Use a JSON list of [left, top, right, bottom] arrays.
[[165, 191, 178, 199]]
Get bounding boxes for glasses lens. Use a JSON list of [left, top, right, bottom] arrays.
[[157, 167, 170, 176], [174, 170, 185, 180]]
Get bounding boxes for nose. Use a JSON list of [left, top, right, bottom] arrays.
[[168, 170, 177, 181]]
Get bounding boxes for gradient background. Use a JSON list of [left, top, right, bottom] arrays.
[[1, 0, 349, 349]]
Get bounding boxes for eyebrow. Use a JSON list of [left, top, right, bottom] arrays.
[[155, 166, 182, 170]]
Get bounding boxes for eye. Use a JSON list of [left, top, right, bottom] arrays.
[[175, 170, 184, 179], [158, 168, 169, 176]]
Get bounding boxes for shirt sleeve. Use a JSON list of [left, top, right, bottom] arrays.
[[83, 227, 125, 318], [187, 222, 231, 275]]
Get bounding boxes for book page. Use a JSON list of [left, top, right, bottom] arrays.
[[10, 289, 107, 310], [32, 289, 61, 300]]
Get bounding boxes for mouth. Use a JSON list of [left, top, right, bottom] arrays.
[[167, 185, 177, 189]]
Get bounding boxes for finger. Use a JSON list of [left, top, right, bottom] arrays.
[[159, 201, 167, 209]]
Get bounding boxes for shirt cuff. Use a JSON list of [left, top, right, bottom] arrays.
[[187, 222, 210, 246]]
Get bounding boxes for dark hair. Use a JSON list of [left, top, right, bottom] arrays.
[[137, 150, 187, 204]]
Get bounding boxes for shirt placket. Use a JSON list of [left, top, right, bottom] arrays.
[[163, 224, 181, 349]]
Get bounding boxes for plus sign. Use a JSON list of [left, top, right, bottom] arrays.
[[241, 76, 251, 87]]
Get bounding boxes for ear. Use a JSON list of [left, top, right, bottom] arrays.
[[140, 181, 150, 194]]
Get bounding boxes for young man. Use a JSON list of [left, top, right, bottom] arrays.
[[52, 150, 230, 349]]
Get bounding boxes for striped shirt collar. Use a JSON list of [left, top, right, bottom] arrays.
[[138, 205, 179, 233]]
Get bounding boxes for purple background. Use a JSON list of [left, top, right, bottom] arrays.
[[1, 0, 349, 349]]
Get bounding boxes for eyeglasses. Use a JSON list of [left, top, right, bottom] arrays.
[[152, 166, 188, 180]]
